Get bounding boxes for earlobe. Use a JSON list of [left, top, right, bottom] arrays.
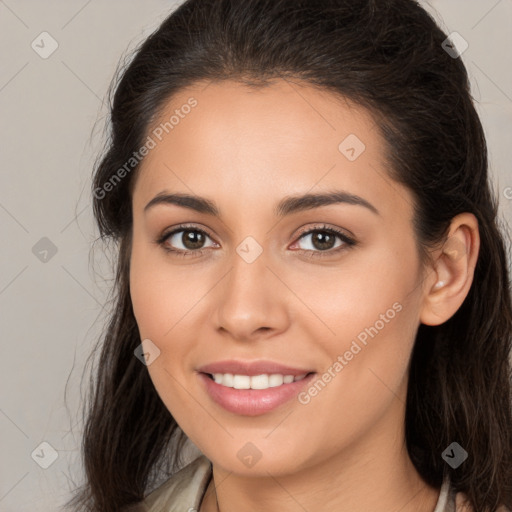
[[419, 213, 480, 326]]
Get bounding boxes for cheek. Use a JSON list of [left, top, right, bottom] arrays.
[[128, 240, 209, 390], [291, 242, 421, 406], [289, 241, 418, 342], [129, 248, 200, 422], [129, 238, 191, 340], [129, 261, 168, 340]]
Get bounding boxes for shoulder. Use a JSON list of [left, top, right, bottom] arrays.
[[436, 476, 509, 512], [453, 488, 509, 512], [142, 454, 212, 512], [454, 491, 475, 512]]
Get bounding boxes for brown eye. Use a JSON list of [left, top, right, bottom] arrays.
[[157, 225, 217, 256], [177, 229, 206, 250], [307, 231, 338, 251], [295, 226, 355, 255]]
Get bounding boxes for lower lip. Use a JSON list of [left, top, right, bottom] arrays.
[[198, 372, 316, 416]]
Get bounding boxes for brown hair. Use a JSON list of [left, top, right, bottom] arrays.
[[65, 1, 512, 510]]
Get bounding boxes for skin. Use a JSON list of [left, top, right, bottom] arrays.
[[129, 79, 479, 512]]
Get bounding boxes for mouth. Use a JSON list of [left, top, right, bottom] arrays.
[[197, 370, 317, 416], [202, 371, 315, 389]]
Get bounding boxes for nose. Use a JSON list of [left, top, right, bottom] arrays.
[[212, 241, 290, 343]]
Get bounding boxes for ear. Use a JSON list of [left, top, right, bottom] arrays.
[[419, 213, 480, 326]]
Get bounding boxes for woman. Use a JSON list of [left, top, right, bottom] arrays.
[[66, 0, 512, 511]]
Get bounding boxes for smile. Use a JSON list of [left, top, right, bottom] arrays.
[[208, 372, 310, 389], [198, 371, 317, 416]]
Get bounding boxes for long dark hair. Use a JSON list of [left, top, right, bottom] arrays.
[[65, 1, 512, 510]]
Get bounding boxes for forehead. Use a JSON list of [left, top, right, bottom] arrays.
[[131, 79, 407, 222]]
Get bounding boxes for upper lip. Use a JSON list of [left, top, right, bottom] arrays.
[[197, 360, 315, 377]]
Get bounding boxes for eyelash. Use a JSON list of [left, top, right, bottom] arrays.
[[155, 223, 357, 259]]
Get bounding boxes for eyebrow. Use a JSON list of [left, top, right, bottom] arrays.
[[144, 190, 379, 217]]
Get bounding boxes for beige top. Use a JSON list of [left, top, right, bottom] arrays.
[[137, 454, 501, 512]]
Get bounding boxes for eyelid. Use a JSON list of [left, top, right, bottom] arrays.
[[294, 223, 355, 242]]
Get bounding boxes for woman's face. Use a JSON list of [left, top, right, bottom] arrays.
[[129, 79, 433, 475]]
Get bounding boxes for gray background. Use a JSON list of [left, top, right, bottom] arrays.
[[1, 1, 511, 510]]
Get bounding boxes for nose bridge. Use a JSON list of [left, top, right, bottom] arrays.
[[224, 233, 270, 307], [213, 231, 286, 339]]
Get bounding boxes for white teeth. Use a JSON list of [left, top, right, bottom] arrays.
[[268, 374, 284, 387], [233, 375, 251, 389], [211, 372, 309, 389], [250, 374, 269, 389], [223, 373, 234, 387]]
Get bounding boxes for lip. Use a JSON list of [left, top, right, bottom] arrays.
[[197, 359, 315, 377], [196, 360, 316, 416]]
